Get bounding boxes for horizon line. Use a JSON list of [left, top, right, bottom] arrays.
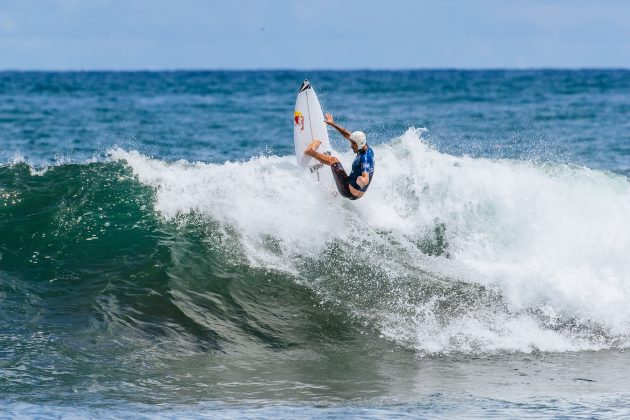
[[1, 66, 630, 73]]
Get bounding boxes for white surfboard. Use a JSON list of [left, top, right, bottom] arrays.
[[293, 80, 333, 182]]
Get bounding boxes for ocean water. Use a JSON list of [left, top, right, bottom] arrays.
[[1, 70, 630, 418]]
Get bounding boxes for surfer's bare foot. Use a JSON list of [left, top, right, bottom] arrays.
[[305, 140, 321, 156]]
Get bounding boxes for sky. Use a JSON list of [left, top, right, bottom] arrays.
[[1, 0, 630, 70]]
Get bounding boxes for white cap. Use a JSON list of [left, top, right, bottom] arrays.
[[349, 131, 367, 149]]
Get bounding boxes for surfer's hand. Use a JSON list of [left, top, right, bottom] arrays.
[[324, 113, 334, 125], [356, 175, 368, 188]]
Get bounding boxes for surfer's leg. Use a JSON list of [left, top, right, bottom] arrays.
[[309, 152, 338, 166], [331, 162, 357, 200], [305, 141, 339, 166]]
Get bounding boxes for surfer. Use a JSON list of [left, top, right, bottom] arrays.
[[305, 113, 374, 200]]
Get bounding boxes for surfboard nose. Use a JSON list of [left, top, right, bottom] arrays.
[[299, 79, 311, 92]]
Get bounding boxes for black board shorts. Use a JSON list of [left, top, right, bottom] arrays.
[[331, 163, 358, 200]]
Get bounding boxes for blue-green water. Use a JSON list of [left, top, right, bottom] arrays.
[[2, 70, 630, 418]]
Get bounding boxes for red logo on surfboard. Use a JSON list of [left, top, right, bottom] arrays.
[[294, 111, 304, 131]]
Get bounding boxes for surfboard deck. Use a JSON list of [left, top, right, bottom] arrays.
[[293, 80, 333, 182]]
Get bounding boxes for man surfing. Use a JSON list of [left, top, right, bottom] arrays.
[[305, 113, 375, 200]]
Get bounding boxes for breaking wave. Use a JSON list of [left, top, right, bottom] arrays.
[[103, 128, 630, 354]]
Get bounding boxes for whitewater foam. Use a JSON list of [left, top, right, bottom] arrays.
[[110, 128, 630, 354]]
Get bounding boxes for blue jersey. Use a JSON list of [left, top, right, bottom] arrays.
[[348, 146, 375, 192]]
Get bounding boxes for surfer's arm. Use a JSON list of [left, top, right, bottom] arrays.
[[356, 172, 370, 188], [324, 113, 352, 140]]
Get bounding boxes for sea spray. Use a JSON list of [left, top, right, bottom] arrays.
[[110, 128, 630, 354]]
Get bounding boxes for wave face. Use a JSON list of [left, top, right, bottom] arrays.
[[99, 128, 630, 355]]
